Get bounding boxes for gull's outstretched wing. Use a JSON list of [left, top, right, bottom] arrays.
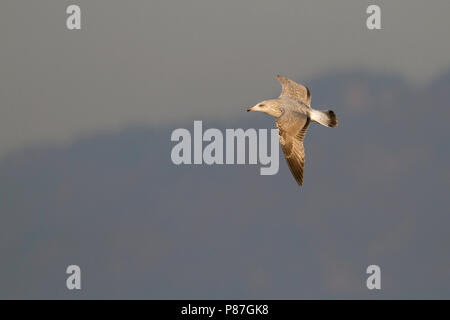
[[276, 111, 310, 186], [277, 75, 311, 107]]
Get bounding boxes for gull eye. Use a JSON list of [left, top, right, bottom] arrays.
[[259, 104, 265, 107]]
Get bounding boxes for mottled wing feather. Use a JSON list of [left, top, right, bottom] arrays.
[[277, 75, 311, 107], [276, 112, 310, 186]]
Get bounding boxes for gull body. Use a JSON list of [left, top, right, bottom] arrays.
[[247, 75, 338, 186]]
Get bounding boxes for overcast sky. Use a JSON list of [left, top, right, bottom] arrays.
[[2, 0, 450, 299], [1, 1, 450, 159]]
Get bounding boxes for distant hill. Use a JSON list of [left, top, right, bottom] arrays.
[[1, 70, 450, 299]]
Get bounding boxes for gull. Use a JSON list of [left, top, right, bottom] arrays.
[[247, 75, 338, 186]]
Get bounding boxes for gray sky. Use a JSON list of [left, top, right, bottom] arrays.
[[2, 0, 450, 299], [1, 0, 450, 159]]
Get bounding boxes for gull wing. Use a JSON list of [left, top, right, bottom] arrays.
[[277, 75, 311, 107], [276, 111, 310, 186]]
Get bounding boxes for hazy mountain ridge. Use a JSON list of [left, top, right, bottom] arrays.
[[1, 70, 450, 299]]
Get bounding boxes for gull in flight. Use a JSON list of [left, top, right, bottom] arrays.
[[247, 75, 338, 186]]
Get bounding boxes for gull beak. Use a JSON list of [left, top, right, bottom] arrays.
[[246, 107, 254, 112]]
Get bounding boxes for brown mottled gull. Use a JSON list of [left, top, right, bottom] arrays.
[[247, 75, 338, 186]]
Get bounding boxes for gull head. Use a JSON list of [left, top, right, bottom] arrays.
[[246, 99, 282, 118]]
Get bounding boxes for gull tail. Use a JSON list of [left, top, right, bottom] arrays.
[[310, 109, 338, 128]]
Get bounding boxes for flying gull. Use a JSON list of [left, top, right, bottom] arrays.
[[247, 75, 338, 186]]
